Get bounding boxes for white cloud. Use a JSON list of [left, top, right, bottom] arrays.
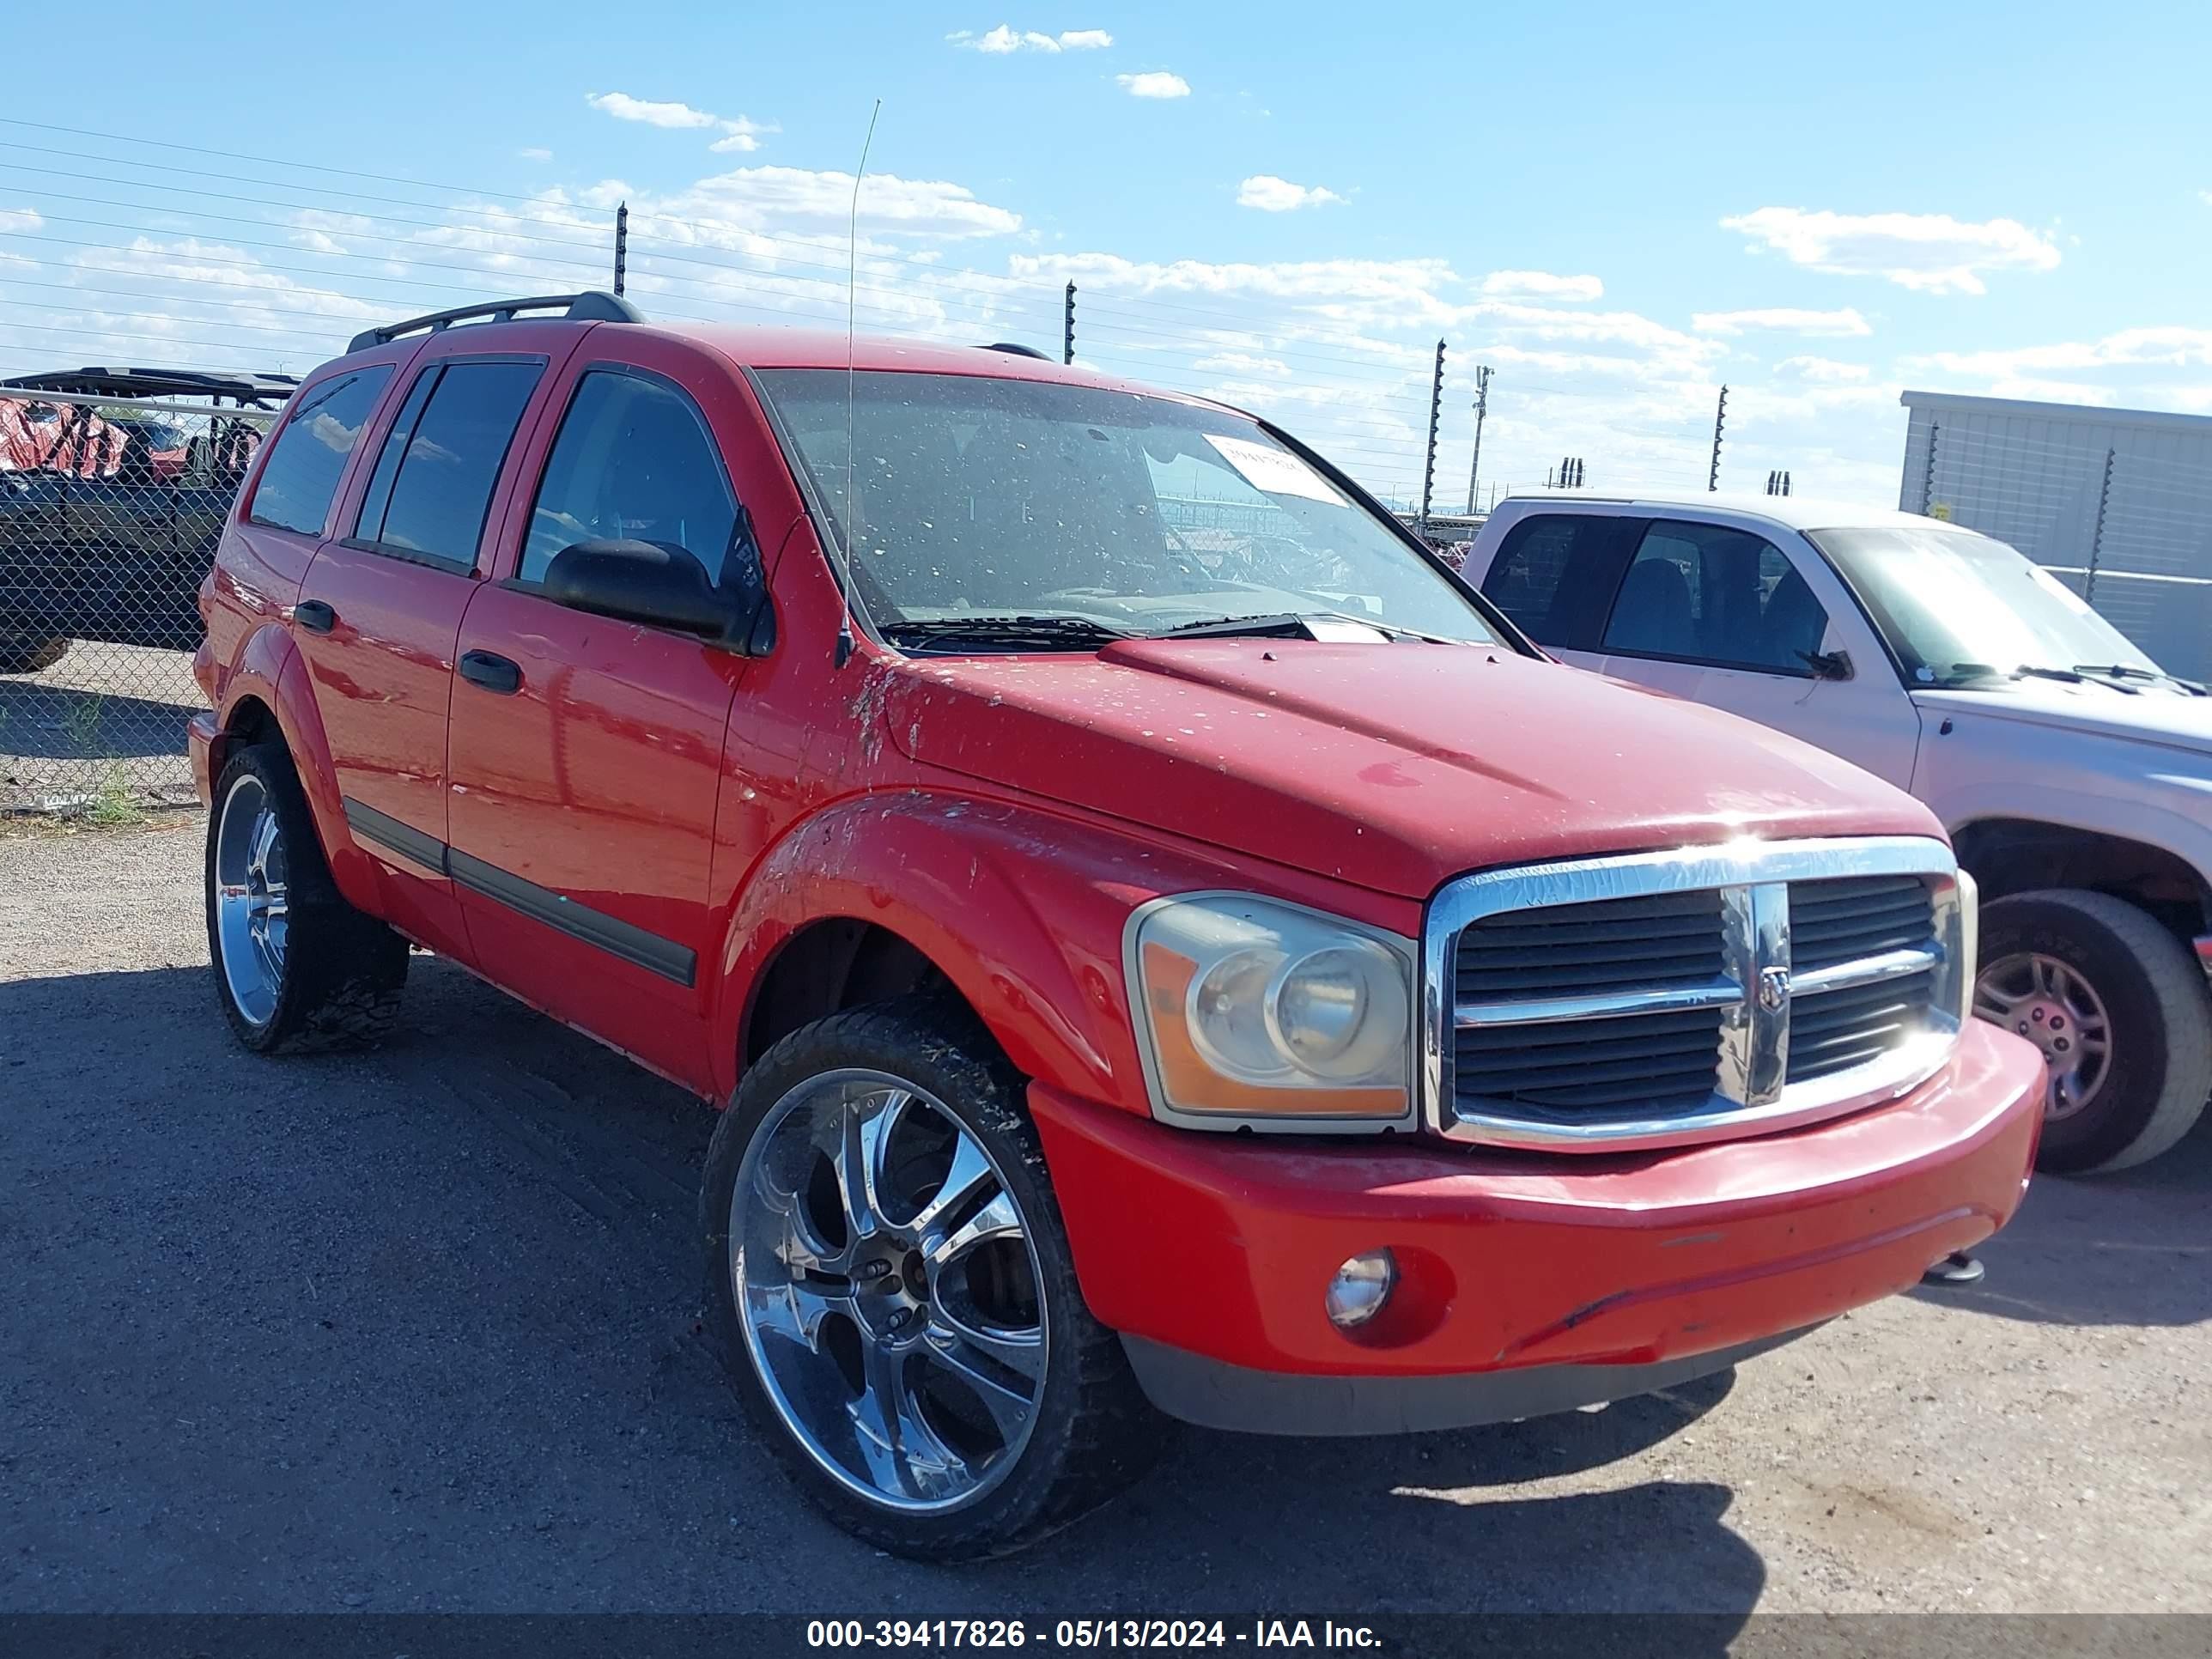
[[644, 166, 1023, 240], [518, 147, 553, 162], [1117, 71, 1190, 99], [586, 93, 777, 152], [1481, 270, 1602, 301], [586, 91, 719, 130], [0, 206, 45, 234], [1908, 326, 2212, 380], [1692, 306, 1872, 337], [1773, 356, 1872, 382], [951, 24, 1113, 51], [708, 118, 778, 155], [1193, 350, 1291, 376], [1721, 206, 2060, 295], [1237, 175, 1345, 212]]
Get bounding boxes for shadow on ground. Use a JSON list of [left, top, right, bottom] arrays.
[[0, 680, 196, 761], [0, 957, 1765, 1619], [1908, 1107, 2212, 1329]]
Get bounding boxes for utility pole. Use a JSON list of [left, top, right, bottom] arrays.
[[612, 202, 629, 297], [1417, 338, 1445, 535], [1707, 384, 1729, 491], [1463, 363, 1492, 514], [1063, 282, 1077, 366]]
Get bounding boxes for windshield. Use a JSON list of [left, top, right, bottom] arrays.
[[753, 368, 1498, 645], [1808, 523, 2163, 686]]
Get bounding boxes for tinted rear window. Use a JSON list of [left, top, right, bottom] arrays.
[[356, 360, 543, 568], [247, 368, 392, 536]]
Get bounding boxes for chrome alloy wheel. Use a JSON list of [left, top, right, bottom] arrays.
[[212, 773, 289, 1027], [732, 1070, 1048, 1513], [1974, 951, 2114, 1122]]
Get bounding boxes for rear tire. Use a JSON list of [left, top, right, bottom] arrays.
[[701, 998, 1162, 1559], [204, 743, 408, 1053], [0, 634, 67, 674], [1974, 889, 2212, 1173]]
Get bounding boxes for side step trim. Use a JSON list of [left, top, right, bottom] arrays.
[[339, 795, 696, 988]]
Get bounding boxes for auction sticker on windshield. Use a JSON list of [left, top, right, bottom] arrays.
[[1203, 433, 1346, 506]]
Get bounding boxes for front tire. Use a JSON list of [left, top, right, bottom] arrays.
[[1974, 889, 2212, 1173], [701, 1000, 1160, 1559], [205, 744, 408, 1052]]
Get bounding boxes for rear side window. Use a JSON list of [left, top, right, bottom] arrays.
[[519, 370, 738, 586], [1478, 513, 1638, 649], [1601, 520, 1825, 674], [351, 359, 544, 570], [247, 368, 392, 536]]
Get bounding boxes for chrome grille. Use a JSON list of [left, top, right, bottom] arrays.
[[1454, 889, 1724, 998], [1425, 838, 1969, 1152], [1455, 891, 1725, 1115], [1456, 1004, 1725, 1116], [1788, 969, 1939, 1083], [1791, 874, 1936, 973]]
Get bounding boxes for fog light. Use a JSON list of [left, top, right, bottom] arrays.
[[1325, 1249, 1396, 1329]]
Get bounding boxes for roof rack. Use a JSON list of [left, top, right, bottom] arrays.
[[980, 342, 1051, 361], [349, 290, 644, 355]]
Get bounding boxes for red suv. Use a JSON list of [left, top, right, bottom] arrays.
[[191, 291, 2045, 1559]]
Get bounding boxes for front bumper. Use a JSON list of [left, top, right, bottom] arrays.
[[1029, 1020, 2043, 1432]]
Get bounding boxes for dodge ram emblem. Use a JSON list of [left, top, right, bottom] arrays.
[[1757, 965, 1792, 1013]]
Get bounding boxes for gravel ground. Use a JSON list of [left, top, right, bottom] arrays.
[[2, 816, 2208, 1616], [0, 641, 200, 811]]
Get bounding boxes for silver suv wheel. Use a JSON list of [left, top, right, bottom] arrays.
[[212, 770, 290, 1026], [731, 1067, 1048, 1513]]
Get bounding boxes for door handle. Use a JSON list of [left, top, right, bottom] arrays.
[[293, 599, 337, 634], [459, 649, 523, 696]]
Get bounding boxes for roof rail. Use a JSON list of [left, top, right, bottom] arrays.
[[348, 290, 644, 355], [980, 342, 1050, 361]]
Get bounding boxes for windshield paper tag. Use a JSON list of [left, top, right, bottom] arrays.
[[1203, 434, 1346, 505]]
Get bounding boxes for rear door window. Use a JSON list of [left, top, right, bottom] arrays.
[[1601, 520, 1827, 674], [350, 358, 544, 571], [246, 367, 392, 536], [1477, 513, 1638, 649]]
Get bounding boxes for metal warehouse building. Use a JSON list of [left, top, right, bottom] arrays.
[[1898, 390, 2212, 679]]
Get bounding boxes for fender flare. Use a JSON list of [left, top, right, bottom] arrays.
[[1939, 783, 2212, 898], [212, 622, 378, 911], [708, 791, 1236, 1112]]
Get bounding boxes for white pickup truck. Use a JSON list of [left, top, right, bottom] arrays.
[[1462, 491, 2212, 1172]]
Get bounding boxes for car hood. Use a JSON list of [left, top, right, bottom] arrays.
[[1912, 682, 2212, 759], [883, 641, 1938, 900]]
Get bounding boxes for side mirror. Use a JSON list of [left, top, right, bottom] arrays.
[[1797, 647, 1854, 681], [542, 539, 744, 644]]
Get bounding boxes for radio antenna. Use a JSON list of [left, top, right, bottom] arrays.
[[836, 99, 881, 670]]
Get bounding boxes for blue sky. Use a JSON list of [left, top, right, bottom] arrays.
[[4, 0, 2209, 506]]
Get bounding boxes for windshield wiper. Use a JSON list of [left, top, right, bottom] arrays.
[[881, 614, 1135, 654], [2073, 663, 2207, 696], [2012, 664, 2136, 693], [1157, 611, 1456, 644]]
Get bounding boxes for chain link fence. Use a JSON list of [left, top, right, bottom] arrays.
[[1, 385, 278, 812]]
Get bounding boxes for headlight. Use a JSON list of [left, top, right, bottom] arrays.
[[1127, 893, 1415, 1127]]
